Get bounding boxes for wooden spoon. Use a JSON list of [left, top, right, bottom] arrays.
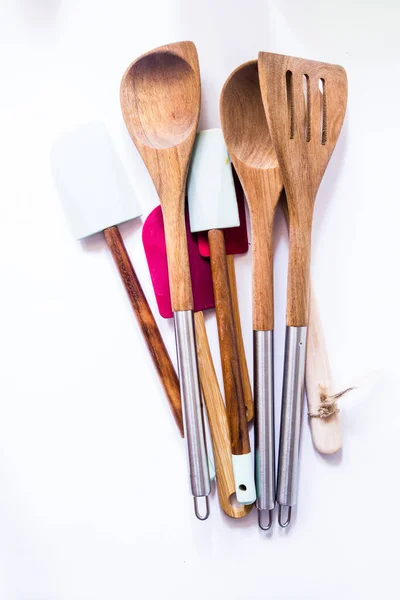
[[120, 41, 211, 519], [220, 60, 282, 530], [258, 52, 347, 526]]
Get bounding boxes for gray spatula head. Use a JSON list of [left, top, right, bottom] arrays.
[[52, 121, 142, 239], [187, 128, 239, 233]]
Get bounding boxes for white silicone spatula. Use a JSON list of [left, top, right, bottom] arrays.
[[51, 121, 184, 437]]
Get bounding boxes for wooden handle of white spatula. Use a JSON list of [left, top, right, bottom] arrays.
[[194, 312, 253, 518], [306, 286, 342, 454], [226, 255, 254, 422], [103, 226, 184, 436]]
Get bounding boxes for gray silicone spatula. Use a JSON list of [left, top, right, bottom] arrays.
[[187, 128, 256, 505], [51, 121, 183, 435]]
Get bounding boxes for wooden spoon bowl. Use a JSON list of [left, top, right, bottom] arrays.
[[122, 52, 198, 150], [222, 61, 277, 171], [221, 60, 282, 331]]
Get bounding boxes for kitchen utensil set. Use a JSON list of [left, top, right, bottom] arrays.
[[53, 41, 347, 528]]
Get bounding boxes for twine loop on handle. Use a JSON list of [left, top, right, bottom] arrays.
[[308, 386, 355, 419]]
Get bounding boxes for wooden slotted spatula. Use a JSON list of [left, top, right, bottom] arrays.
[[258, 52, 347, 526]]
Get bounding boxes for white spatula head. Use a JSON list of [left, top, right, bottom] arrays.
[[187, 129, 240, 233], [52, 121, 142, 240]]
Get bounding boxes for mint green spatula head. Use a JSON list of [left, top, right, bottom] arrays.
[[187, 128, 239, 233], [52, 121, 142, 239]]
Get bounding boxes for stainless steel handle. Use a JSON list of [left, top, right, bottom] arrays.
[[277, 326, 307, 527], [174, 310, 211, 519], [254, 330, 275, 530]]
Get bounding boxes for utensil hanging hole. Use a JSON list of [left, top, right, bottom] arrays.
[[258, 508, 274, 531], [303, 74, 311, 142], [286, 71, 294, 139], [194, 496, 210, 521], [239, 484, 247, 491], [278, 504, 292, 527], [228, 493, 241, 508], [319, 78, 327, 145]]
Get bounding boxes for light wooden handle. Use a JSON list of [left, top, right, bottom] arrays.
[[281, 197, 342, 453], [161, 195, 194, 312], [194, 312, 253, 518], [306, 286, 342, 454], [103, 226, 184, 436], [208, 229, 250, 455], [226, 255, 253, 422]]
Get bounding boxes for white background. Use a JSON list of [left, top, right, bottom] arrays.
[[1, 0, 399, 598]]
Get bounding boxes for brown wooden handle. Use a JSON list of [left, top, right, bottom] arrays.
[[194, 312, 253, 518], [239, 168, 281, 331], [208, 229, 250, 455], [280, 191, 312, 326], [226, 255, 253, 422], [103, 226, 183, 436], [250, 204, 275, 331], [160, 185, 194, 312], [286, 219, 312, 327]]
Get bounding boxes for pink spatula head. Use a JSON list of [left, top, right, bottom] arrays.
[[197, 168, 249, 257], [142, 205, 215, 318]]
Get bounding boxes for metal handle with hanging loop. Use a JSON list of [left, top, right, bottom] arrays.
[[174, 311, 211, 519], [277, 326, 307, 527]]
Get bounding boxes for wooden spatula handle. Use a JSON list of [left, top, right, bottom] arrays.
[[226, 255, 253, 422], [286, 219, 312, 327], [194, 312, 253, 518], [103, 226, 183, 436], [306, 286, 342, 454], [208, 229, 250, 456]]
